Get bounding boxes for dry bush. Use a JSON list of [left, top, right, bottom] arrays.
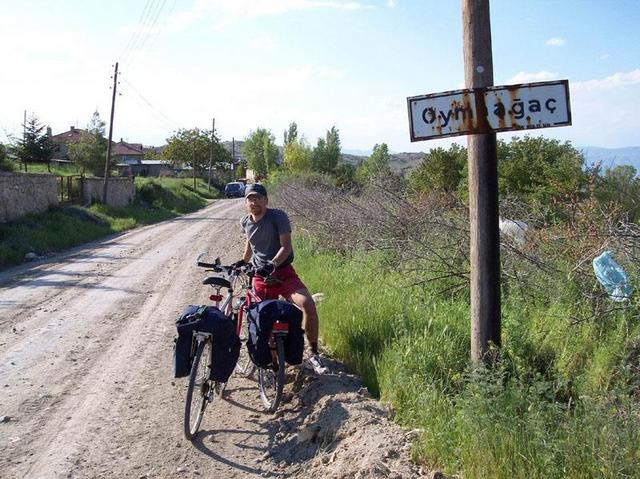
[[273, 174, 470, 293], [272, 175, 640, 312]]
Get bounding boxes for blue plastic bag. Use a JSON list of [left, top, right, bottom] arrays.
[[592, 251, 633, 302]]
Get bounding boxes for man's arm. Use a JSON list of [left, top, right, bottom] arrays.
[[242, 240, 252, 263], [270, 232, 292, 267]]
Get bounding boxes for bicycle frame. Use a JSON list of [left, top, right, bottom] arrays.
[[198, 258, 291, 411]]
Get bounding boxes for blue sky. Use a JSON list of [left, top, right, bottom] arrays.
[[1, 0, 638, 153]]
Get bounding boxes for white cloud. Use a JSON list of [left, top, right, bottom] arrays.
[[506, 71, 558, 84], [573, 69, 640, 91], [195, 0, 372, 17], [250, 35, 277, 52], [317, 67, 346, 80], [161, 0, 374, 32], [387, 0, 397, 7], [568, 70, 640, 147], [546, 37, 566, 47]]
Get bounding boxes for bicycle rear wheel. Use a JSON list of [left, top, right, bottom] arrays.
[[184, 339, 214, 440], [258, 334, 286, 413]]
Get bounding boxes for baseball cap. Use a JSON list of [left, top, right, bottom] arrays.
[[245, 183, 268, 198]]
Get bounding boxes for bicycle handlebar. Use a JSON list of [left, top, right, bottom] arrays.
[[197, 256, 283, 285], [197, 257, 254, 276], [196, 261, 219, 269]]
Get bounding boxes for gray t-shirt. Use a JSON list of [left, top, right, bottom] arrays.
[[240, 208, 294, 269]]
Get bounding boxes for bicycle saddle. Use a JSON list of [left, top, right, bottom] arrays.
[[202, 276, 231, 289]]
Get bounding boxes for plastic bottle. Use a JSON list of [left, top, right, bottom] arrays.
[[592, 250, 633, 302]]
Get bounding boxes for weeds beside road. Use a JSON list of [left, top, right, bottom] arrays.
[[277, 173, 640, 479], [0, 177, 220, 270]]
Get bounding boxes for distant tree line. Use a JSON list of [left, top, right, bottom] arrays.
[[240, 121, 396, 187], [408, 136, 640, 222], [238, 122, 639, 224]]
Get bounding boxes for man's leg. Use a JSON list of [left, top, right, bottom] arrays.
[[285, 288, 319, 352], [285, 288, 327, 374]]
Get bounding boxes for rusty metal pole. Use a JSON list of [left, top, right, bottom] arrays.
[[462, 0, 501, 361], [103, 62, 118, 205]]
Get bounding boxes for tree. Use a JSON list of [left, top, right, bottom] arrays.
[[356, 143, 391, 183], [595, 164, 640, 221], [68, 111, 109, 177], [163, 127, 230, 190], [310, 126, 341, 174], [12, 113, 54, 172], [283, 137, 311, 172], [236, 162, 246, 179], [144, 148, 161, 162], [283, 122, 298, 146], [310, 137, 327, 173], [325, 126, 341, 173], [0, 142, 14, 172], [409, 144, 467, 193], [498, 136, 588, 217], [243, 128, 278, 179]]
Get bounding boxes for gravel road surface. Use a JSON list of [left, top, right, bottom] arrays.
[[0, 199, 429, 479]]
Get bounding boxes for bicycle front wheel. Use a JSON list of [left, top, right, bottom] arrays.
[[258, 334, 286, 413], [184, 339, 213, 440]]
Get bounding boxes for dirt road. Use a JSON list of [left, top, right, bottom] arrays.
[[0, 200, 427, 479]]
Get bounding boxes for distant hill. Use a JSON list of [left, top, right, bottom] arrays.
[[578, 146, 640, 172]]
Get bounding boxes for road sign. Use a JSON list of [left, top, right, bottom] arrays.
[[408, 79, 571, 141]]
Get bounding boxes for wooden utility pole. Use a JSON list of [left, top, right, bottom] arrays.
[[232, 137, 236, 177], [103, 62, 119, 205], [23, 110, 27, 172], [462, 0, 501, 361], [192, 140, 196, 191], [208, 118, 215, 191]]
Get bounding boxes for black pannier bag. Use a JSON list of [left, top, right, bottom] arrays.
[[173, 305, 240, 382], [246, 300, 304, 367]]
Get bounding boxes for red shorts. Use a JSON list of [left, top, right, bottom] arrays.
[[253, 264, 307, 300]]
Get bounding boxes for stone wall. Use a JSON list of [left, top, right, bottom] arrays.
[[82, 177, 135, 207], [0, 172, 59, 223]]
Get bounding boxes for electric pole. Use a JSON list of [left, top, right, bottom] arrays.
[[23, 110, 27, 172], [103, 62, 119, 205], [232, 137, 236, 178], [462, 0, 501, 361], [208, 118, 215, 191], [192, 140, 196, 191]]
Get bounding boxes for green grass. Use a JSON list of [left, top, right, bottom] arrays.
[[12, 161, 83, 176], [0, 177, 221, 269], [294, 236, 640, 478]]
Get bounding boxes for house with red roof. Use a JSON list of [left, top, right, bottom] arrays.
[[49, 128, 174, 176], [113, 139, 144, 165], [50, 126, 86, 160]]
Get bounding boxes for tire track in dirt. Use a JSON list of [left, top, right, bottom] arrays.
[[0, 198, 430, 479], [0, 199, 253, 478]]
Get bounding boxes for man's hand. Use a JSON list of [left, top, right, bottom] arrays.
[[256, 261, 276, 278], [231, 259, 246, 269]]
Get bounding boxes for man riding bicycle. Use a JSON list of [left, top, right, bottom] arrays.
[[234, 183, 328, 374]]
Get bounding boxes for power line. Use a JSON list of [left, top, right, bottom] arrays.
[[146, 0, 178, 51], [119, 0, 156, 65], [121, 0, 167, 69], [128, 0, 168, 65], [120, 77, 179, 131]]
